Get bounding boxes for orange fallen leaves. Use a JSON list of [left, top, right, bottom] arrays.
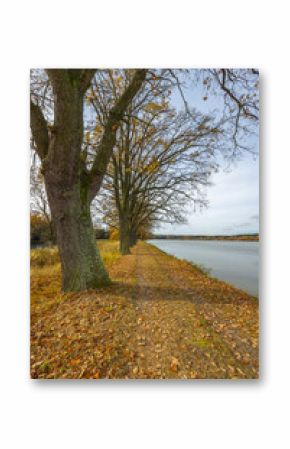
[[70, 359, 81, 366], [170, 357, 180, 372]]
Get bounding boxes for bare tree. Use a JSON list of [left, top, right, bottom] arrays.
[[96, 106, 220, 254], [93, 69, 258, 255]]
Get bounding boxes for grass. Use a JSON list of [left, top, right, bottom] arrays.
[[31, 247, 59, 267], [30, 240, 120, 315], [31, 240, 120, 268], [96, 240, 120, 266], [146, 243, 212, 277], [185, 260, 212, 276]]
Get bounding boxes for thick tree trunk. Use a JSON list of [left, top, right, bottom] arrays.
[[42, 72, 110, 291], [119, 215, 131, 255], [48, 219, 56, 244], [46, 180, 109, 291]]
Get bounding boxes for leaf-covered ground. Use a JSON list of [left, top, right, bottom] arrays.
[[31, 241, 259, 379]]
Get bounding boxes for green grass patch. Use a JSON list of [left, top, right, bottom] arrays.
[[194, 338, 211, 348]]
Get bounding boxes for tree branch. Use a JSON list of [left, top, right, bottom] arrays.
[[216, 69, 259, 120], [88, 69, 147, 201], [46, 69, 96, 93], [80, 69, 97, 92], [30, 100, 49, 160]]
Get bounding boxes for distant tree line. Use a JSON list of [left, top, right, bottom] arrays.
[[150, 234, 259, 241]]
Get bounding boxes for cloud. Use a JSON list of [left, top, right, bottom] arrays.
[[158, 156, 259, 235]]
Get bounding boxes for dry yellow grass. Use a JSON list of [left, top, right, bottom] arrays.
[[30, 241, 120, 315]]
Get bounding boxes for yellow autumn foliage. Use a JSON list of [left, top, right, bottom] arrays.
[[109, 228, 120, 240], [95, 124, 103, 134], [144, 102, 164, 112], [144, 158, 160, 173]]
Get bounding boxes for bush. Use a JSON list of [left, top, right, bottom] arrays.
[[95, 227, 109, 239]]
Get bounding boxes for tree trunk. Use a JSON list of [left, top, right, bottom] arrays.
[[46, 180, 110, 291], [48, 219, 57, 244], [43, 72, 110, 291], [129, 230, 137, 248], [119, 215, 131, 255]]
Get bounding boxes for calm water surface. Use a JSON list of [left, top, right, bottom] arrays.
[[148, 239, 259, 296]]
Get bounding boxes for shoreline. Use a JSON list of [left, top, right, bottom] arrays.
[[147, 242, 258, 298], [149, 235, 259, 242], [148, 240, 259, 297]]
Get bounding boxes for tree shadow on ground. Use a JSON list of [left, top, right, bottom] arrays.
[[106, 280, 256, 306]]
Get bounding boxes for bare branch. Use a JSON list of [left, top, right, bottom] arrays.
[[89, 69, 147, 201]]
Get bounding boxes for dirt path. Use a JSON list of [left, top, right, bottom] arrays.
[[128, 243, 258, 379], [31, 241, 259, 379]]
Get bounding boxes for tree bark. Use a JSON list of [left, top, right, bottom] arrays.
[[46, 179, 109, 290], [47, 218, 56, 244], [119, 214, 131, 255], [129, 229, 137, 248]]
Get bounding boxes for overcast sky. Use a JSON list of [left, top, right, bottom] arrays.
[[157, 72, 259, 236], [158, 154, 259, 235]]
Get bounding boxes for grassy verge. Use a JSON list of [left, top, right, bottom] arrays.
[[30, 240, 120, 316]]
